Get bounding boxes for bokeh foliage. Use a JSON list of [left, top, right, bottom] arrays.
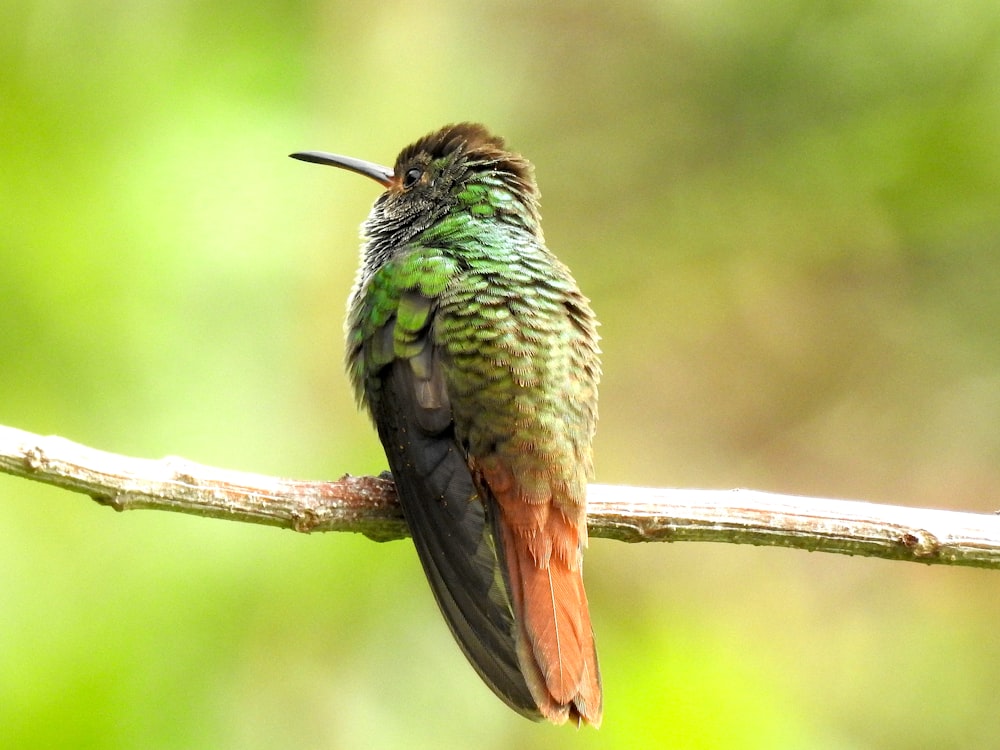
[[2, 1, 1000, 747]]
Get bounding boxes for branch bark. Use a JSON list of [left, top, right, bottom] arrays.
[[2, 424, 999, 568]]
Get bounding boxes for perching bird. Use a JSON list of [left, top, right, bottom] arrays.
[[291, 123, 602, 726]]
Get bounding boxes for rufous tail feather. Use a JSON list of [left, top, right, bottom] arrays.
[[481, 464, 602, 727]]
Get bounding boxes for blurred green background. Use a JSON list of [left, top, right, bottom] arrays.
[[3, 1, 1000, 747]]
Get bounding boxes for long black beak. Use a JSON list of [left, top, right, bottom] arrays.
[[289, 151, 394, 187]]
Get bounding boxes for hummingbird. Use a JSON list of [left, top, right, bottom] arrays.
[[291, 123, 602, 726]]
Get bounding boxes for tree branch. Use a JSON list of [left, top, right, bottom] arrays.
[[2, 424, 999, 568]]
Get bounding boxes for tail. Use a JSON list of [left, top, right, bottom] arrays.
[[478, 459, 603, 726]]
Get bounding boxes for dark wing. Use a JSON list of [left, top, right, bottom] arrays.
[[365, 328, 539, 719]]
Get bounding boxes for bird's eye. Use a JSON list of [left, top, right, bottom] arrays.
[[403, 167, 423, 189]]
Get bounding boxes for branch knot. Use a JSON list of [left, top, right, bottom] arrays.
[[899, 530, 941, 559]]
